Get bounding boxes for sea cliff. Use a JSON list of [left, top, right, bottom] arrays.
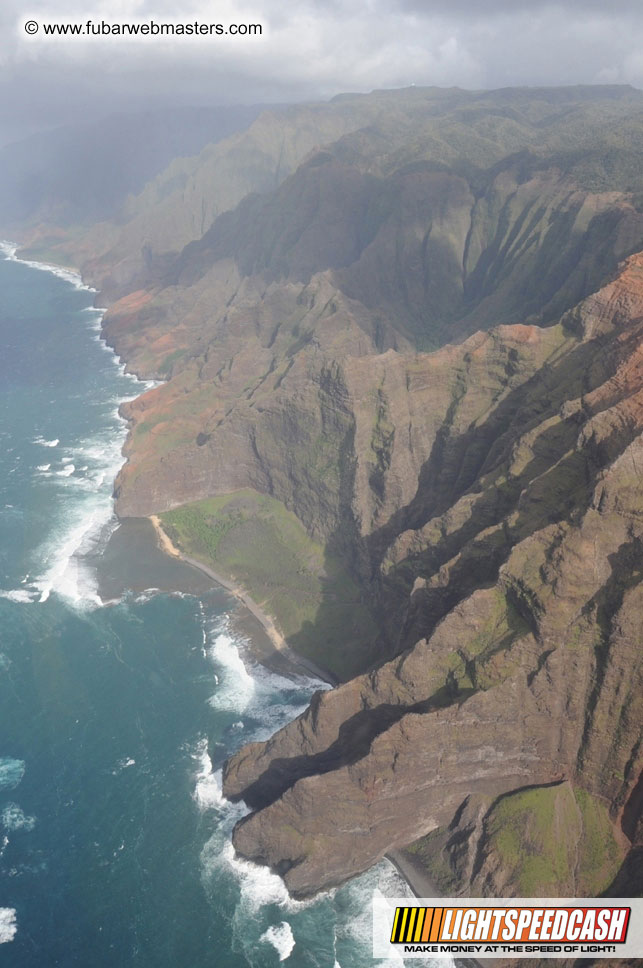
[[9, 84, 642, 903]]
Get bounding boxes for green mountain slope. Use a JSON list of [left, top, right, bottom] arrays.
[[23, 84, 643, 901]]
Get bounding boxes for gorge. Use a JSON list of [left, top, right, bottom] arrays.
[[9, 83, 643, 905]]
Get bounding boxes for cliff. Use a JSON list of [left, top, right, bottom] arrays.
[[221, 255, 643, 896], [18, 85, 643, 902], [0, 106, 264, 259]]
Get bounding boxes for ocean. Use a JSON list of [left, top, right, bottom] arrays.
[[0, 247, 428, 966]]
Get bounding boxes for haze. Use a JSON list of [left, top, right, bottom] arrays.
[[1, 0, 642, 143]]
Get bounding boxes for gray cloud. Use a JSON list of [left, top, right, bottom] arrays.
[[397, 0, 643, 13], [0, 0, 641, 143]]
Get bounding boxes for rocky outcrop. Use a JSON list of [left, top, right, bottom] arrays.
[[222, 256, 643, 897], [33, 84, 639, 900], [16, 84, 643, 300], [107, 153, 643, 524]]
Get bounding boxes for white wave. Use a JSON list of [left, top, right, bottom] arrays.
[[3, 249, 154, 610], [333, 862, 435, 968], [9, 251, 94, 292], [208, 632, 256, 713], [2, 803, 36, 832], [30, 423, 130, 607], [260, 922, 295, 962], [205, 618, 328, 726], [0, 908, 17, 944], [0, 654, 10, 672], [221, 842, 306, 914], [0, 240, 17, 259], [193, 740, 225, 811], [0, 758, 25, 791], [33, 510, 106, 606], [196, 616, 417, 965], [0, 588, 38, 603], [127, 588, 162, 605], [36, 463, 51, 471], [111, 756, 136, 775]]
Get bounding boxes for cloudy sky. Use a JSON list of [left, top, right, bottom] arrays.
[[2, 0, 642, 142]]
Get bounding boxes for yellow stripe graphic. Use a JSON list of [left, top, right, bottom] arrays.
[[405, 907, 417, 941], [414, 907, 426, 942], [390, 907, 401, 944]]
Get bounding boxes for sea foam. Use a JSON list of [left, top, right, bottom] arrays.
[[205, 616, 328, 727], [221, 842, 304, 914], [193, 740, 226, 811], [260, 922, 296, 962], [1, 244, 157, 609], [0, 241, 17, 259], [0, 240, 94, 293], [208, 632, 256, 713], [0, 588, 37, 603], [0, 758, 25, 791], [0, 908, 17, 944], [1, 803, 36, 832]]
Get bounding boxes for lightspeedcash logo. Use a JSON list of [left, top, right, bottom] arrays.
[[373, 897, 643, 959]]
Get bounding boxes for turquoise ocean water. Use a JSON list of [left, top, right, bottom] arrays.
[[0, 247, 430, 967]]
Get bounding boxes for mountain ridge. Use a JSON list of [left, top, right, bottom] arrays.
[[7, 84, 642, 905]]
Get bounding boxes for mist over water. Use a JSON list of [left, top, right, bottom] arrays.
[[0, 251, 429, 966]]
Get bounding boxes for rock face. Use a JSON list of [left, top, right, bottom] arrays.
[[20, 85, 642, 900], [221, 256, 643, 897], [107, 156, 643, 525], [90, 86, 643, 900], [19, 83, 643, 299]]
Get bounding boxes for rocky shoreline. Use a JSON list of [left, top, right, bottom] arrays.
[[147, 511, 445, 904], [148, 513, 336, 685], [23, 82, 641, 919]]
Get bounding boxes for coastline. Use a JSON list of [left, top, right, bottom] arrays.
[[385, 848, 440, 899], [147, 514, 444, 907], [148, 514, 337, 686], [3, 238, 440, 934]]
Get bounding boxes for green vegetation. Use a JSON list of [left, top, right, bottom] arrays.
[[484, 783, 622, 896], [160, 489, 379, 679], [486, 784, 580, 895], [400, 782, 623, 898], [404, 826, 460, 896], [574, 787, 622, 894]]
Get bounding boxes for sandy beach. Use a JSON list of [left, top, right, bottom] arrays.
[[147, 513, 448, 907], [148, 514, 337, 685]]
